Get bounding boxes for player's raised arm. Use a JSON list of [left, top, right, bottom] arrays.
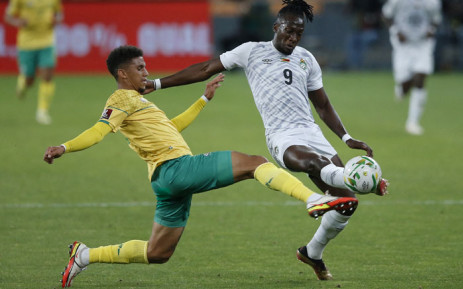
[[143, 58, 225, 95], [170, 73, 224, 132], [43, 122, 112, 164]]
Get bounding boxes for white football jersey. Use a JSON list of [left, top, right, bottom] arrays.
[[220, 41, 323, 136], [382, 0, 442, 43]]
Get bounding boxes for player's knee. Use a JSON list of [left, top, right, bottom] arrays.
[[26, 77, 35, 87], [146, 247, 175, 264], [147, 253, 172, 264], [413, 74, 426, 88], [305, 155, 331, 176], [247, 155, 268, 178], [253, 155, 268, 165]]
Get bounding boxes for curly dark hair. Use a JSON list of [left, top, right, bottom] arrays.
[[278, 0, 314, 23], [106, 45, 143, 80]]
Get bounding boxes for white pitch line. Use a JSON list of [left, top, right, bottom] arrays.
[[1, 199, 463, 209]]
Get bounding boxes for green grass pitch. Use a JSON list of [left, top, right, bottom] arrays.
[[0, 71, 462, 289]]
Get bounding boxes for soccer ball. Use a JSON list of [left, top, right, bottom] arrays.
[[343, 156, 382, 194]]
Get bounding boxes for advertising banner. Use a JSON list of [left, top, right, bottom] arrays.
[[0, 1, 212, 73]]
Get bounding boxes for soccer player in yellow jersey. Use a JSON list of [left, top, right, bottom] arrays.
[[43, 46, 358, 287], [4, 0, 63, 125]]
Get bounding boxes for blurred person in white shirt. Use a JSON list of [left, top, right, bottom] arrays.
[[382, 0, 442, 135]]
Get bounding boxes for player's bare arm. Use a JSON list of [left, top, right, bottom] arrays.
[[309, 88, 373, 157], [308, 88, 347, 138], [382, 16, 406, 43], [4, 14, 27, 28], [426, 23, 439, 38], [52, 12, 64, 27], [143, 59, 225, 95], [162, 58, 225, 89]]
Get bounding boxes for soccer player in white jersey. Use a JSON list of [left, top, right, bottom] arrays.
[[382, 0, 442, 135], [144, 0, 389, 280]]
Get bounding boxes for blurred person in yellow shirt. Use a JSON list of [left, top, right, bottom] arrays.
[[4, 0, 63, 125]]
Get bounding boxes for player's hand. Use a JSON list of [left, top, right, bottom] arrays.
[[142, 80, 155, 95], [203, 73, 225, 101], [15, 18, 28, 28], [398, 32, 407, 43], [426, 29, 436, 38], [43, 146, 65, 164], [345, 139, 373, 158]]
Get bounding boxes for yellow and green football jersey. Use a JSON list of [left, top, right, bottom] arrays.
[[99, 89, 193, 179], [5, 0, 62, 50]]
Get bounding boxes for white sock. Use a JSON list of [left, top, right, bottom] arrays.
[[79, 247, 90, 266], [306, 211, 350, 260], [320, 164, 345, 189], [394, 84, 404, 99], [407, 88, 427, 125], [307, 193, 323, 203]]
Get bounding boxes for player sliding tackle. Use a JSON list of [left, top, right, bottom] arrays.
[[43, 45, 358, 288], [143, 0, 389, 281]]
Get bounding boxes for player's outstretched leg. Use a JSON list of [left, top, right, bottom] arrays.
[[61, 241, 87, 288], [253, 161, 359, 219], [306, 195, 358, 218], [296, 245, 333, 280]]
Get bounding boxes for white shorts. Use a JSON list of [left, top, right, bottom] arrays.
[[391, 39, 436, 83], [266, 126, 337, 169]]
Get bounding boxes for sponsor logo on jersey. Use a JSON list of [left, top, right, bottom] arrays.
[[280, 58, 290, 62], [101, 108, 113, 119], [262, 59, 273, 64]]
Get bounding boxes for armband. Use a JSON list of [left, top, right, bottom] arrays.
[[342, 134, 352, 143], [154, 79, 162, 90]]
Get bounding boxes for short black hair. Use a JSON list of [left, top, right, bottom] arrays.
[[277, 0, 314, 23], [106, 45, 143, 80]]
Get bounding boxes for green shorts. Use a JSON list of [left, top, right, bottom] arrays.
[[151, 151, 234, 228], [18, 46, 56, 77]]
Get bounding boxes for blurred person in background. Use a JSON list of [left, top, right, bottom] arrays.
[[221, 1, 275, 52], [382, 0, 442, 135], [345, 0, 383, 70], [441, 0, 463, 70], [4, 0, 63, 125]]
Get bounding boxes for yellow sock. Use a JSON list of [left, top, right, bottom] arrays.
[[89, 240, 148, 264], [17, 74, 26, 91], [254, 162, 315, 202], [38, 81, 55, 111]]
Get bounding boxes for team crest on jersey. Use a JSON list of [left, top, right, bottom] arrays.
[[300, 59, 307, 70], [101, 108, 113, 120]]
